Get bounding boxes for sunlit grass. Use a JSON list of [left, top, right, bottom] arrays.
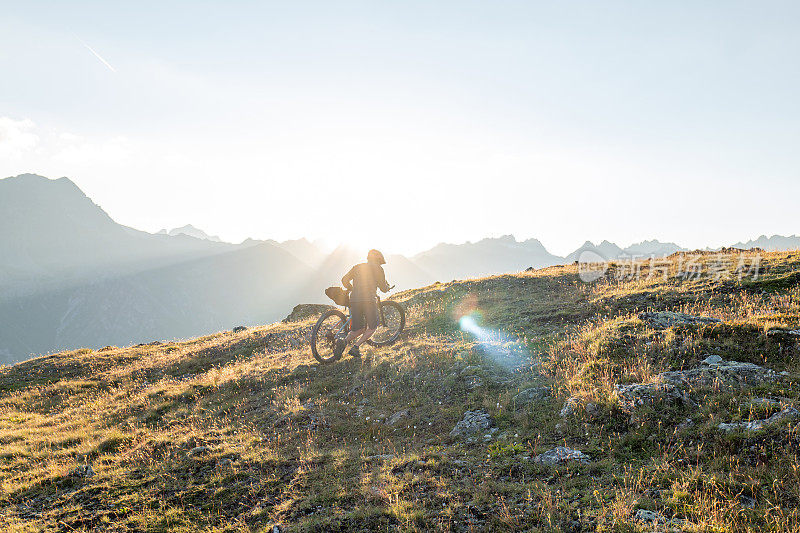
[[0, 251, 798, 531]]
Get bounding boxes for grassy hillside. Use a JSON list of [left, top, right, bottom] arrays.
[[1, 252, 799, 532]]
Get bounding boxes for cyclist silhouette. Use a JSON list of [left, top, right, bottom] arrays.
[[335, 249, 390, 357]]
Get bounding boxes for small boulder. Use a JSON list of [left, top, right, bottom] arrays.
[[513, 386, 550, 408], [616, 359, 777, 411], [533, 446, 589, 465], [638, 311, 720, 330], [560, 397, 580, 418], [188, 446, 211, 457], [283, 304, 336, 322], [701, 354, 723, 365], [69, 464, 95, 478], [634, 509, 665, 523], [450, 410, 493, 438], [388, 409, 410, 426], [719, 407, 799, 433]]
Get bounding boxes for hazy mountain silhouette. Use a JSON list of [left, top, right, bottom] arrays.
[[565, 239, 685, 262], [158, 224, 223, 242], [564, 240, 624, 263], [0, 174, 233, 296], [731, 234, 800, 251], [622, 239, 685, 258], [0, 243, 310, 361], [264, 237, 327, 267], [3, 173, 799, 364], [412, 235, 563, 281]]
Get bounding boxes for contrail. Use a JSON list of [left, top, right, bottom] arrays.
[[76, 37, 116, 73]]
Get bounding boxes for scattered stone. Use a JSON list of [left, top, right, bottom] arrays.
[[677, 418, 695, 431], [738, 495, 757, 509], [232, 325, 247, 333], [283, 304, 336, 322], [188, 446, 211, 457], [465, 375, 483, 390], [585, 402, 600, 418], [388, 409, 410, 426], [701, 354, 723, 365], [638, 311, 721, 330], [512, 386, 550, 407], [560, 397, 580, 418], [718, 407, 799, 433], [533, 446, 590, 465], [450, 410, 493, 438], [616, 359, 778, 411], [747, 397, 779, 408], [69, 464, 94, 478], [766, 329, 800, 338], [634, 509, 665, 523]]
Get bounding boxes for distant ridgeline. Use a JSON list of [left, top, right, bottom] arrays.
[[1, 173, 798, 364]]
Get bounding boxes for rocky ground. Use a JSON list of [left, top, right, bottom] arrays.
[[1, 251, 799, 532]]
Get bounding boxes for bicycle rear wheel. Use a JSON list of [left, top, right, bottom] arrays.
[[367, 301, 405, 347], [311, 309, 347, 363]]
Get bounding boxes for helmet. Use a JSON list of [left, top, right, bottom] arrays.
[[367, 249, 386, 265]]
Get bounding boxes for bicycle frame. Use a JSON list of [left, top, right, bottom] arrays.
[[336, 296, 387, 336]]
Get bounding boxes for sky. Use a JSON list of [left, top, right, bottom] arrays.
[[1, 1, 798, 256]]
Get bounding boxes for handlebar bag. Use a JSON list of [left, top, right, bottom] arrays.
[[325, 286, 350, 307]]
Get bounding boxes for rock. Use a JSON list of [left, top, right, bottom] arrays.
[[634, 509, 665, 523], [701, 354, 723, 365], [232, 325, 247, 333], [533, 446, 590, 465], [677, 418, 695, 431], [585, 402, 600, 418], [388, 409, 410, 426], [283, 304, 336, 322], [512, 386, 550, 407], [616, 359, 777, 411], [739, 495, 757, 509], [638, 311, 721, 330], [465, 375, 483, 390], [719, 407, 799, 433], [450, 410, 493, 438], [69, 464, 94, 478], [560, 397, 580, 418], [188, 446, 211, 457], [767, 329, 800, 338], [747, 397, 779, 408]]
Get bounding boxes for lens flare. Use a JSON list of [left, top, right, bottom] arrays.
[[458, 312, 531, 370]]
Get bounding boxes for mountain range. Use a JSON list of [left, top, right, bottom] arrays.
[[1, 173, 798, 364]]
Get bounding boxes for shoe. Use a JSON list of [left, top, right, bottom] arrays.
[[333, 338, 346, 358], [348, 345, 361, 358]]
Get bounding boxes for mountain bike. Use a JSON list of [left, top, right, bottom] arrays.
[[310, 289, 405, 364]]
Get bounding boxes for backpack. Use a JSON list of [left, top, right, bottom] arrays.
[[325, 286, 350, 307]]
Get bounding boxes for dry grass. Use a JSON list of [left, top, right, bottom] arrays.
[[0, 251, 798, 531]]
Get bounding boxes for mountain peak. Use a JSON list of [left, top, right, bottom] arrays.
[[166, 225, 222, 242]]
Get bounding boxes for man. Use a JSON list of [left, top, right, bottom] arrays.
[[335, 249, 391, 358]]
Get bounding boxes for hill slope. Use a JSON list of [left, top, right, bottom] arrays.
[[1, 251, 798, 531]]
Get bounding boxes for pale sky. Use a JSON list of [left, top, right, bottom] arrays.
[[1, 1, 798, 256]]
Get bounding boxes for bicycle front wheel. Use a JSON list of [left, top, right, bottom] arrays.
[[311, 309, 347, 363], [367, 301, 405, 347]]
